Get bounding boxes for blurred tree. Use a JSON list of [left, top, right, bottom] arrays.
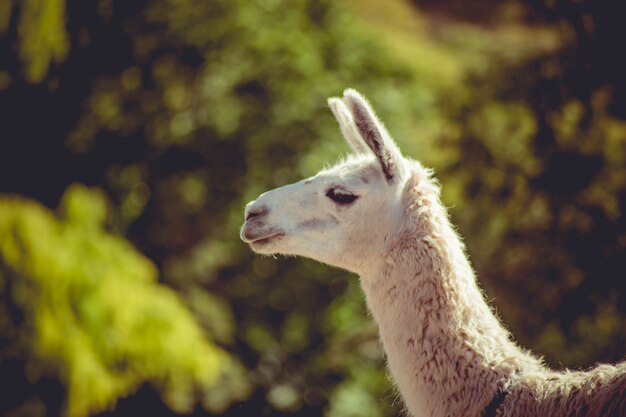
[[408, 0, 626, 367], [0, 0, 69, 83], [0, 185, 246, 417]]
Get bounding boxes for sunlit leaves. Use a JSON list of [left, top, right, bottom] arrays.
[[0, 185, 232, 417], [0, 0, 70, 83]]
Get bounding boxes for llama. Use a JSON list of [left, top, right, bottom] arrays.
[[240, 89, 626, 417]]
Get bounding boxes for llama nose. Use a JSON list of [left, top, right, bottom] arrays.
[[245, 203, 269, 221]]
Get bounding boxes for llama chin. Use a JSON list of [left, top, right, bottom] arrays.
[[241, 89, 626, 417]]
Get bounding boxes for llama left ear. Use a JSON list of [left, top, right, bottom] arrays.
[[342, 89, 404, 183], [328, 97, 369, 155]]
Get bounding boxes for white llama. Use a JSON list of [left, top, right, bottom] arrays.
[[240, 89, 626, 417]]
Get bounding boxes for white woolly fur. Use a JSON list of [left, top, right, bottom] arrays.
[[241, 89, 626, 417]]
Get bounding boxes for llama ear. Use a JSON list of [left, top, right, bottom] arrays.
[[328, 97, 369, 154], [342, 89, 404, 183]]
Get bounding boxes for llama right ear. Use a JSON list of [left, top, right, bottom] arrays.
[[328, 97, 369, 155], [342, 89, 404, 183]]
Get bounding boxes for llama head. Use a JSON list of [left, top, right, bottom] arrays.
[[240, 89, 419, 273]]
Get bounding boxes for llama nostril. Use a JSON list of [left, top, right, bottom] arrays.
[[245, 206, 269, 221]]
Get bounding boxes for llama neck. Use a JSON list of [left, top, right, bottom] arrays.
[[358, 183, 543, 417]]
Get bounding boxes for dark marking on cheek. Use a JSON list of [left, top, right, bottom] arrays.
[[300, 219, 326, 229], [299, 216, 339, 230], [359, 175, 370, 184]]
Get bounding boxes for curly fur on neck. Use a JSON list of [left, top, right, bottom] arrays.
[[359, 163, 625, 417]]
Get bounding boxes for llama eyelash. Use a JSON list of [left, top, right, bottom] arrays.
[[325, 187, 359, 205]]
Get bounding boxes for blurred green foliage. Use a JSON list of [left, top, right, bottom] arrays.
[[64, 1, 430, 415], [0, 185, 247, 417], [0, 0, 69, 83], [1, 0, 625, 417]]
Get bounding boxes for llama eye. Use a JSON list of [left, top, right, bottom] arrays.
[[326, 188, 359, 205]]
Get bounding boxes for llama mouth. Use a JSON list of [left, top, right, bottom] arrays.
[[240, 224, 284, 245], [249, 233, 285, 248]]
